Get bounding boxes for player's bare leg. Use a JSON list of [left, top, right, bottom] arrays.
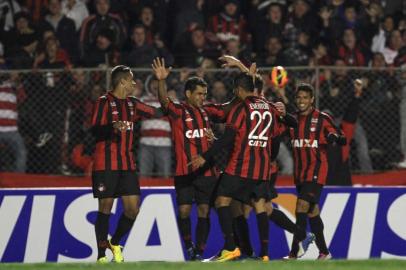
[[252, 198, 269, 261], [308, 204, 331, 260], [108, 195, 140, 263], [195, 203, 210, 259], [96, 198, 114, 262]]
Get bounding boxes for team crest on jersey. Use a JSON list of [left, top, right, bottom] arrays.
[[310, 127, 316, 132], [110, 102, 116, 107], [112, 111, 118, 115], [98, 183, 106, 192], [127, 101, 133, 107]]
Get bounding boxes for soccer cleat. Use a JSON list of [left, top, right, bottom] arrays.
[[260, 255, 270, 262], [297, 232, 315, 258], [214, 248, 241, 262], [186, 245, 198, 261], [317, 252, 332, 260], [108, 240, 124, 263], [96, 256, 108, 264], [282, 252, 297, 260]]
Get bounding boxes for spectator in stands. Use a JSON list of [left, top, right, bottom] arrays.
[[283, 0, 317, 50], [337, 28, 366, 66], [139, 74, 172, 177], [83, 28, 120, 67], [10, 31, 39, 69], [34, 36, 71, 69], [280, 29, 311, 66], [311, 40, 332, 66], [206, 0, 248, 47], [23, 0, 49, 23], [362, 52, 400, 168], [61, 0, 89, 31], [329, 58, 373, 173], [0, 0, 21, 31], [254, 2, 285, 54], [0, 73, 27, 172], [222, 38, 250, 65], [174, 26, 219, 67], [38, 0, 78, 63], [138, 5, 157, 44], [173, 0, 205, 45], [80, 0, 126, 57], [210, 80, 228, 104], [126, 24, 173, 67], [257, 36, 283, 67]]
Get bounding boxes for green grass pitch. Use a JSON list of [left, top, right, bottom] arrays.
[[1, 260, 406, 270]]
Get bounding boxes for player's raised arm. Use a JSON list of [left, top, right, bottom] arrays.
[[152, 57, 172, 110]]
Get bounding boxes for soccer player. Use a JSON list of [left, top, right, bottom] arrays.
[[190, 72, 283, 262], [285, 83, 346, 260], [91, 65, 162, 263], [152, 58, 227, 260]]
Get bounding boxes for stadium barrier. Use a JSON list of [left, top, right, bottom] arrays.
[[0, 66, 405, 175], [1, 174, 405, 262]]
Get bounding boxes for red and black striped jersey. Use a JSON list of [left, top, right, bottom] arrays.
[[225, 96, 281, 180], [91, 92, 159, 171], [167, 100, 225, 176], [289, 109, 342, 185]]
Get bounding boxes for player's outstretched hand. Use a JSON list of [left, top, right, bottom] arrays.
[[152, 58, 171, 80], [188, 155, 206, 170], [354, 78, 363, 98], [113, 121, 128, 132], [219, 55, 242, 68]]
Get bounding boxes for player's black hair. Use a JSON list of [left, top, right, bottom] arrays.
[[296, 83, 314, 97], [111, 65, 132, 89], [184, 76, 208, 93], [254, 74, 264, 91], [233, 72, 255, 92]]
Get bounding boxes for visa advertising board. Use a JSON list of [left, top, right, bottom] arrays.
[[0, 187, 405, 262]]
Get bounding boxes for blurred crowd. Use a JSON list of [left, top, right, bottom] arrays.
[[1, 0, 406, 176]]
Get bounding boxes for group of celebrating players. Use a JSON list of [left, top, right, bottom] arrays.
[[89, 55, 358, 263]]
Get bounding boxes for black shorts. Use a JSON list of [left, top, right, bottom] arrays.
[[174, 174, 217, 205], [296, 182, 323, 204], [216, 173, 270, 204], [267, 172, 278, 201], [92, 170, 140, 199]]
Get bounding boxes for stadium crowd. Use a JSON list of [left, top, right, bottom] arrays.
[[0, 0, 406, 175]]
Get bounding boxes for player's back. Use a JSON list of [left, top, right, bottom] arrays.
[[225, 96, 279, 180]]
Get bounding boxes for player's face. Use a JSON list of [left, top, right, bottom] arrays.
[[123, 72, 136, 96], [186, 86, 207, 108], [295, 90, 314, 113]]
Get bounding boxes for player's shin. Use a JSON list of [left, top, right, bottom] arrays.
[[196, 217, 210, 255], [217, 206, 237, 251], [95, 212, 110, 259], [111, 213, 136, 245], [309, 215, 329, 255], [256, 212, 269, 257], [233, 215, 253, 256]]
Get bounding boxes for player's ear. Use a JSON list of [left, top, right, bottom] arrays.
[[185, 90, 191, 99]]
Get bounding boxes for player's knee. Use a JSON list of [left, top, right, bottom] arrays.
[[265, 202, 274, 216], [178, 205, 192, 218], [215, 196, 231, 208], [308, 204, 320, 217], [124, 207, 139, 220], [197, 204, 209, 217], [296, 199, 310, 213]]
